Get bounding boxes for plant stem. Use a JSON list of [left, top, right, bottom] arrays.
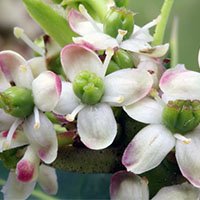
[[170, 17, 179, 67], [152, 0, 174, 46]]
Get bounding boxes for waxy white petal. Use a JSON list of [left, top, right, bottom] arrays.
[[110, 171, 149, 200], [61, 44, 104, 81], [176, 126, 200, 188], [23, 112, 58, 164], [139, 43, 169, 57], [1, 171, 36, 200], [124, 97, 163, 124], [38, 164, 58, 195], [0, 109, 16, 132], [103, 69, 153, 106], [122, 124, 175, 174], [73, 32, 119, 50], [77, 103, 117, 150], [0, 50, 34, 89], [152, 182, 200, 200], [198, 49, 200, 68], [32, 71, 62, 112], [68, 9, 103, 36], [28, 57, 47, 78], [54, 81, 80, 115], [120, 39, 151, 53], [0, 69, 10, 92], [160, 66, 200, 101]]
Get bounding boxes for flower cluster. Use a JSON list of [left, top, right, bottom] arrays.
[[0, 0, 199, 199]]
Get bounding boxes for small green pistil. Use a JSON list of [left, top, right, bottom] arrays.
[[162, 100, 200, 134], [73, 71, 104, 105], [0, 86, 34, 118]]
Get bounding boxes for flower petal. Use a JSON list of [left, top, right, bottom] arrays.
[[0, 50, 34, 89], [61, 44, 104, 81], [23, 112, 58, 164], [73, 33, 119, 50], [1, 171, 36, 200], [198, 49, 200, 68], [160, 65, 200, 101], [138, 43, 169, 57], [53, 81, 80, 115], [77, 103, 117, 150], [68, 9, 103, 36], [28, 57, 47, 78], [16, 145, 40, 182], [0, 69, 10, 92], [120, 38, 151, 53], [32, 71, 62, 112], [0, 109, 16, 131], [124, 97, 163, 124], [176, 126, 200, 188], [110, 171, 149, 200], [122, 124, 175, 174], [38, 164, 58, 195], [102, 69, 153, 106], [152, 182, 200, 200]]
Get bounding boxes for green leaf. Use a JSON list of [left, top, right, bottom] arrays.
[[23, 0, 77, 47]]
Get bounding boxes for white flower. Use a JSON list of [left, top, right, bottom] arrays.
[[122, 65, 200, 188], [54, 44, 153, 150]]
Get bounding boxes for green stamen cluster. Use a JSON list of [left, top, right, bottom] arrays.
[[162, 100, 200, 134], [73, 71, 104, 105]]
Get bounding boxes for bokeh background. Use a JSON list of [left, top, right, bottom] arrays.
[[0, 0, 199, 199]]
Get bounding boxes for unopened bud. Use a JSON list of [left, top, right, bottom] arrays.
[[0, 86, 34, 118], [113, 49, 134, 69], [162, 100, 200, 134], [103, 7, 134, 40]]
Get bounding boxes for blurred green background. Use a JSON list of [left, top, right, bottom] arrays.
[[0, 0, 200, 199]]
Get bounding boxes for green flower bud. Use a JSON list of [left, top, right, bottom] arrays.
[[73, 71, 104, 105], [162, 100, 200, 134], [0, 86, 34, 118], [114, 0, 129, 8], [103, 7, 134, 40], [113, 49, 134, 69], [106, 60, 120, 75]]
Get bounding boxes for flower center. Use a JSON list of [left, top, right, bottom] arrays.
[[73, 70, 105, 105], [162, 100, 200, 134], [0, 86, 34, 118]]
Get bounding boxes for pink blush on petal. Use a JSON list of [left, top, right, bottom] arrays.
[[16, 160, 34, 182]]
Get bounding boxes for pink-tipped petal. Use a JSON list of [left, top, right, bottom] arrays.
[[122, 124, 175, 174], [0, 50, 34, 88], [176, 127, 200, 188], [102, 69, 153, 107], [23, 112, 58, 164], [38, 164, 58, 195], [160, 65, 200, 101], [0, 109, 16, 132], [32, 71, 62, 112], [16, 146, 40, 182], [110, 171, 149, 200], [1, 171, 36, 200], [68, 9, 103, 36], [124, 97, 163, 124], [152, 182, 200, 200], [61, 44, 104, 81], [53, 81, 80, 115], [77, 103, 117, 150], [73, 33, 119, 50]]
